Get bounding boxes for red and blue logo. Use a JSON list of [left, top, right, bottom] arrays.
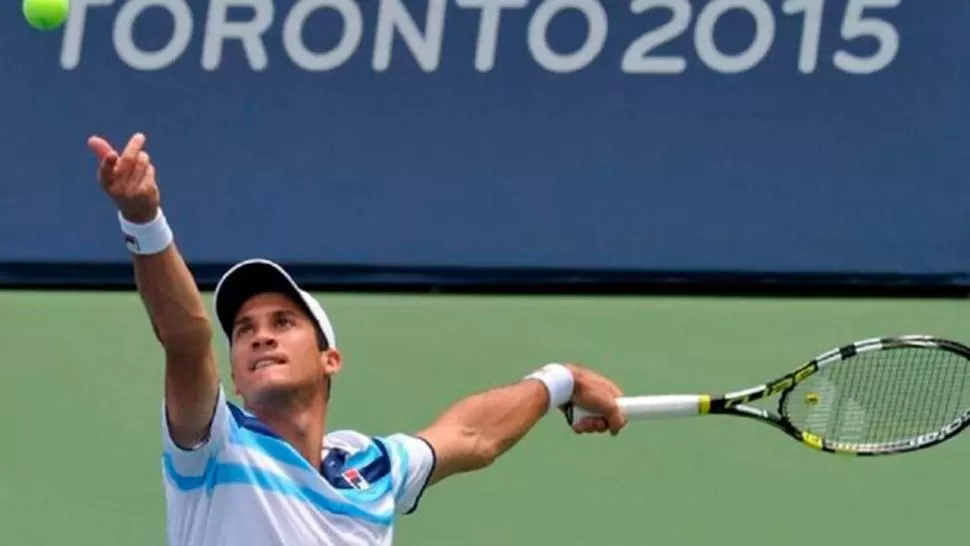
[[342, 468, 370, 491]]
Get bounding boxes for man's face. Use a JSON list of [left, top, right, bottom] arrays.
[[228, 292, 339, 407]]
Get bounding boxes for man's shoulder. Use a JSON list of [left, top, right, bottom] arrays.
[[320, 429, 437, 516], [324, 429, 429, 462], [324, 429, 374, 452]]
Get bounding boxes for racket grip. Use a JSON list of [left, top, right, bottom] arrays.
[[565, 395, 708, 427]]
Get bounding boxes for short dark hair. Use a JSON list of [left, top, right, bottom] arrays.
[[314, 327, 329, 352]]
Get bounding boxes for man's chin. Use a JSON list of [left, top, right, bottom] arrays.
[[244, 372, 302, 404]]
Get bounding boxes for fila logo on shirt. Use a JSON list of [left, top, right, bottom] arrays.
[[342, 468, 370, 491]]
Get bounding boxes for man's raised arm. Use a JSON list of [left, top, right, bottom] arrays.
[[89, 133, 219, 450]]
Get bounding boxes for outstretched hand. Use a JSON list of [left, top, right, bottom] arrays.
[[88, 133, 159, 223], [564, 364, 628, 436]]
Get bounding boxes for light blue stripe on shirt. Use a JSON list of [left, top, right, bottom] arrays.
[[227, 427, 393, 499], [379, 437, 410, 504], [228, 425, 312, 472], [163, 453, 394, 526]]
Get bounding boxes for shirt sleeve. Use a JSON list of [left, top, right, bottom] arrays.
[[379, 433, 438, 515], [160, 383, 232, 482]]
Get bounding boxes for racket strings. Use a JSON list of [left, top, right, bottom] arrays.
[[781, 346, 970, 446], [865, 349, 960, 438]]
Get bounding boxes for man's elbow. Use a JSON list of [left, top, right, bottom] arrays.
[[156, 315, 214, 355], [463, 430, 503, 472]]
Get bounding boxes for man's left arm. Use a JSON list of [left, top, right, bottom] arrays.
[[380, 363, 627, 515]]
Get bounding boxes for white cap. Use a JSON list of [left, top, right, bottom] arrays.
[[212, 258, 336, 348]]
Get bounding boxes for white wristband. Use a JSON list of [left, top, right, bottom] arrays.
[[119, 208, 173, 255], [524, 363, 575, 413]]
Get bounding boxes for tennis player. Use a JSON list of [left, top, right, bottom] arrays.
[[87, 132, 628, 546]]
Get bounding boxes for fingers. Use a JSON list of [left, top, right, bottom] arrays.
[[571, 391, 628, 436], [610, 382, 623, 398], [87, 136, 116, 161], [89, 136, 119, 185], [604, 408, 627, 436], [97, 153, 118, 186], [573, 417, 608, 434], [130, 151, 151, 184], [89, 134, 149, 188], [113, 133, 147, 181], [573, 413, 626, 435], [565, 364, 628, 436], [572, 415, 623, 434], [607, 383, 626, 435]]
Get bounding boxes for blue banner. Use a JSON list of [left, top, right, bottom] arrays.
[[3, 0, 968, 283]]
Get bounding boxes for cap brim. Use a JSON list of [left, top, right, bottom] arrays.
[[213, 259, 315, 341]]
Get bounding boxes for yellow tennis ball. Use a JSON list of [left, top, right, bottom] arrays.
[[23, 0, 69, 31]]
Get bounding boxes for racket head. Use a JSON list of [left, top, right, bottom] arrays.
[[774, 335, 970, 456]]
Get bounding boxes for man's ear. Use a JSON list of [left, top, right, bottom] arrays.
[[320, 348, 343, 377]]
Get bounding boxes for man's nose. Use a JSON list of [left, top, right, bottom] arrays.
[[250, 329, 278, 350]]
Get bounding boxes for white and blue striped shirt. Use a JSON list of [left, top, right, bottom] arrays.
[[160, 386, 436, 546]]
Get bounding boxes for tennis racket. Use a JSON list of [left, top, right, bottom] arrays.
[[563, 335, 970, 456]]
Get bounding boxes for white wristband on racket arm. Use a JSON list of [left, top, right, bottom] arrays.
[[524, 363, 575, 413], [118, 208, 173, 255]]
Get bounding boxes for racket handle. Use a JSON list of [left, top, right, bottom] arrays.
[[565, 395, 709, 427]]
